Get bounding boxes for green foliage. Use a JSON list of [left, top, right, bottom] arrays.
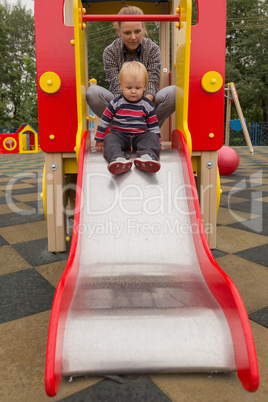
[[0, 1, 37, 129], [87, 21, 118, 88], [225, 0, 268, 121]]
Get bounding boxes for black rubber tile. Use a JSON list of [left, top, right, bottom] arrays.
[[228, 215, 268, 236], [0, 269, 55, 324], [12, 238, 68, 267], [5, 186, 39, 196], [212, 249, 227, 259], [249, 306, 268, 328], [228, 189, 268, 200], [0, 211, 45, 228], [226, 200, 263, 214], [0, 196, 18, 205], [0, 235, 9, 246], [61, 376, 171, 402], [235, 244, 268, 267], [24, 199, 44, 210], [220, 180, 256, 189]]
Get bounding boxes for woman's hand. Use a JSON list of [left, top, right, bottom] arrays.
[[145, 93, 154, 102]]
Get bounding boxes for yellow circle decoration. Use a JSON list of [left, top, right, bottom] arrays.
[[3, 137, 17, 151], [201, 71, 223, 93], [39, 72, 61, 94]]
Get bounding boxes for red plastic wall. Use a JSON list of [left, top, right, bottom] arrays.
[[35, 0, 77, 153], [0, 134, 20, 154], [189, 0, 226, 151]]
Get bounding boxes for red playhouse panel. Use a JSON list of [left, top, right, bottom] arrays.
[[35, 0, 78, 153], [0, 134, 20, 154], [188, 0, 226, 151]]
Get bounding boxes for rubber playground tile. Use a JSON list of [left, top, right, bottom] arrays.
[[228, 215, 268, 237], [249, 306, 268, 328], [217, 206, 260, 226], [0, 210, 45, 228], [235, 244, 268, 268], [19, 177, 42, 185], [0, 202, 34, 215], [60, 376, 172, 402], [5, 185, 40, 196], [256, 196, 268, 202], [0, 234, 8, 246], [220, 178, 267, 189], [0, 245, 31, 275], [216, 226, 268, 254], [215, 254, 268, 314], [12, 238, 69, 267], [12, 192, 41, 202], [0, 269, 55, 323], [211, 249, 226, 259], [0, 310, 102, 402], [150, 372, 250, 402], [0, 195, 18, 205], [227, 200, 266, 215], [35, 260, 67, 288], [227, 189, 268, 200], [0, 221, 47, 244], [23, 199, 44, 212], [0, 182, 36, 192], [219, 193, 251, 206]]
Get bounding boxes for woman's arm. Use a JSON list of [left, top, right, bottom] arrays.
[[103, 44, 122, 97], [142, 39, 161, 98]]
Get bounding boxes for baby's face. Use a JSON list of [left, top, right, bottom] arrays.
[[120, 73, 146, 102]]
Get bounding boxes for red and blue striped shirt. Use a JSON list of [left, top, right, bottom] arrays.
[[95, 95, 161, 143]]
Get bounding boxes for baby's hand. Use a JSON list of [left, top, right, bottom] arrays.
[[93, 141, 104, 151]]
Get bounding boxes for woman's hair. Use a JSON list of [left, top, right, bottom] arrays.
[[119, 61, 148, 87], [114, 5, 148, 37]]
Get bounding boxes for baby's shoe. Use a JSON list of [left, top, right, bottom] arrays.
[[108, 157, 132, 175], [134, 154, 160, 173]]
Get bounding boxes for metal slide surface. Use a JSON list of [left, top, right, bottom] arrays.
[[62, 148, 236, 375], [45, 131, 259, 396]]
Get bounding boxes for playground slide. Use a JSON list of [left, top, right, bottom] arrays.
[[45, 130, 259, 397]]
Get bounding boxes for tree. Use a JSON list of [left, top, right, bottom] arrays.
[[0, 1, 37, 129], [225, 0, 268, 121]]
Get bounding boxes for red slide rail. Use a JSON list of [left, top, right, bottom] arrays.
[[45, 131, 89, 397], [172, 129, 259, 392]]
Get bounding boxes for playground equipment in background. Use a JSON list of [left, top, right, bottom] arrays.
[[34, 0, 259, 396], [225, 82, 254, 154], [0, 124, 40, 154], [218, 82, 254, 175]]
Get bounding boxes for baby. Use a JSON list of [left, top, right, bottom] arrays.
[[95, 61, 161, 174]]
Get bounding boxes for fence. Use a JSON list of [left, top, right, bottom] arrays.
[[224, 122, 268, 146], [0, 127, 39, 134], [1, 123, 267, 147]]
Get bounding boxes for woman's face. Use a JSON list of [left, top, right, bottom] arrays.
[[118, 21, 144, 53]]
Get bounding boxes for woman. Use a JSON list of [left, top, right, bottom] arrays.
[[86, 5, 175, 128]]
